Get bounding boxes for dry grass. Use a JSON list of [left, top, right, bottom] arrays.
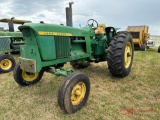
[[0, 47, 160, 120]]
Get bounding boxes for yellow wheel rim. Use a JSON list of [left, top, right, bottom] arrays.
[[71, 82, 86, 105], [22, 72, 39, 82], [0, 59, 12, 70], [124, 42, 132, 68]]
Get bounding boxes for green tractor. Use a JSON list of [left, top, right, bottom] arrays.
[[0, 18, 31, 73], [13, 19, 134, 114], [0, 18, 31, 54]]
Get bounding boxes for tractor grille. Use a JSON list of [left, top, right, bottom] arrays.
[[0, 37, 11, 50], [54, 36, 70, 58], [129, 32, 140, 38]]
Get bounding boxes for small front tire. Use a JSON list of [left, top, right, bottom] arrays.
[[13, 63, 44, 86], [58, 72, 90, 114]]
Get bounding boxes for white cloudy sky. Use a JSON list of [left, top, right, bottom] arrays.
[[0, 0, 160, 35]]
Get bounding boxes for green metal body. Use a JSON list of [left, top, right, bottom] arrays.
[[18, 23, 117, 75]]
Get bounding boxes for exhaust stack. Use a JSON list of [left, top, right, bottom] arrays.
[[66, 2, 74, 27]]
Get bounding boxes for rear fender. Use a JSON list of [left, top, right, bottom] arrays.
[[105, 27, 117, 46]]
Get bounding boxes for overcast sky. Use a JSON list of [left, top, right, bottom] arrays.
[[0, 0, 160, 35]]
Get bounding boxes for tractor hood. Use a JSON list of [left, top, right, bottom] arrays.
[[18, 23, 95, 37]]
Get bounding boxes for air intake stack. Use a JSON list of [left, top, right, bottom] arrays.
[[66, 2, 74, 27]]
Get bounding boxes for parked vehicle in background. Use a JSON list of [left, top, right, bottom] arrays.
[[0, 17, 31, 54], [0, 18, 31, 73], [126, 25, 150, 51]]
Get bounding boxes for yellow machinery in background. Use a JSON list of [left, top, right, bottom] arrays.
[[126, 25, 150, 51]]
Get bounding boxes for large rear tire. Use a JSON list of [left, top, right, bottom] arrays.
[[107, 31, 134, 77], [0, 54, 16, 73], [58, 72, 90, 114], [13, 63, 44, 86]]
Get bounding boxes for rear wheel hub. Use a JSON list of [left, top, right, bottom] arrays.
[[124, 42, 132, 68]]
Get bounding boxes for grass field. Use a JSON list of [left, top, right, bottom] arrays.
[[0, 47, 160, 120]]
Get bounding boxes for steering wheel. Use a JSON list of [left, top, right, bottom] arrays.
[[87, 19, 98, 29]]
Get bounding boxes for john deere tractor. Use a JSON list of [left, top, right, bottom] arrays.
[[13, 19, 134, 114]]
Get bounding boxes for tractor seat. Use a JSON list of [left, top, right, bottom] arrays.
[[95, 24, 106, 34]]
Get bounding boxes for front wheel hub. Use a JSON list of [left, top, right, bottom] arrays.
[[71, 82, 86, 105], [22, 72, 39, 82]]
